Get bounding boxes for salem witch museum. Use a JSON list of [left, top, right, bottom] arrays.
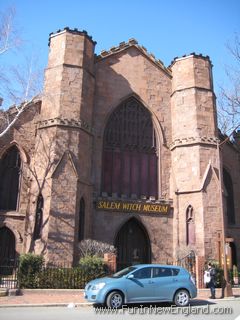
[[0, 28, 240, 284]]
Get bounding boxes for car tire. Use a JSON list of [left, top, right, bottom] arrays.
[[174, 289, 190, 307], [106, 291, 124, 309]]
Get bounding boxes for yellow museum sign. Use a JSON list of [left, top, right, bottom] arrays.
[[96, 200, 170, 214]]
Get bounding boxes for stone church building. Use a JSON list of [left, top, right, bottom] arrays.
[[0, 28, 240, 273]]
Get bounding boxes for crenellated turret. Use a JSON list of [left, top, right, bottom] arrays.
[[170, 54, 221, 260], [171, 54, 217, 144], [41, 27, 96, 123], [33, 28, 96, 265]]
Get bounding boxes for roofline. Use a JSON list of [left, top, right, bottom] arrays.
[[48, 27, 97, 46], [95, 39, 172, 78], [169, 53, 213, 68]]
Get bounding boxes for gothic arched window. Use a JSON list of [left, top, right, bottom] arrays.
[[0, 146, 21, 210], [78, 198, 85, 241], [102, 97, 158, 198], [33, 194, 43, 240], [223, 168, 235, 224], [186, 205, 195, 245]]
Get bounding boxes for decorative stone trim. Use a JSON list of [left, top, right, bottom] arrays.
[[171, 86, 215, 98], [170, 136, 218, 150], [0, 220, 24, 243], [48, 27, 97, 46], [97, 193, 173, 205], [37, 117, 93, 134], [0, 211, 25, 219], [169, 52, 213, 67], [96, 38, 172, 77]]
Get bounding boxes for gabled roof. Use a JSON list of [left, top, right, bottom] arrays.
[[95, 38, 172, 78]]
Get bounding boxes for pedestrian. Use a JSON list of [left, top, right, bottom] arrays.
[[207, 262, 216, 299]]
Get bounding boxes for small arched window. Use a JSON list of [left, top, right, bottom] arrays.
[[78, 198, 85, 241], [223, 168, 235, 224], [0, 146, 21, 210], [33, 194, 43, 240], [186, 205, 195, 245]]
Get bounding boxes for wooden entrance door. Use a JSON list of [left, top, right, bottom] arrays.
[[115, 218, 151, 270]]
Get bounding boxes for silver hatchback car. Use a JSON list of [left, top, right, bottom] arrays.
[[84, 264, 197, 308]]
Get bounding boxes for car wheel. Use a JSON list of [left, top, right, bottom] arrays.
[[106, 291, 124, 309], [174, 289, 190, 307]]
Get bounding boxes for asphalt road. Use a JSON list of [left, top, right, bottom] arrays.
[[0, 300, 240, 320]]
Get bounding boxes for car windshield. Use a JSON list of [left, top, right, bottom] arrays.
[[112, 266, 137, 278]]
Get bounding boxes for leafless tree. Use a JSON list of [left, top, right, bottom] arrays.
[[27, 133, 57, 194], [0, 94, 41, 138], [0, 7, 43, 138], [24, 132, 58, 253], [218, 34, 240, 135], [0, 7, 21, 55], [79, 239, 117, 258]]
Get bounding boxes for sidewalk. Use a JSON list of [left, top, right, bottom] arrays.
[[0, 289, 89, 307], [0, 288, 239, 308]]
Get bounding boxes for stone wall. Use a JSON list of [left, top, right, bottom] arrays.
[[0, 102, 41, 256], [0, 29, 239, 270], [222, 142, 240, 267]]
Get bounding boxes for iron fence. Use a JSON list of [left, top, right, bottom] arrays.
[[0, 262, 107, 289], [1, 257, 239, 290], [0, 261, 18, 289], [174, 250, 196, 282], [18, 265, 106, 289], [0, 261, 108, 290]]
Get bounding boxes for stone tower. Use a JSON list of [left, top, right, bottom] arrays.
[[31, 28, 96, 265], [170, 54, 222, 260]]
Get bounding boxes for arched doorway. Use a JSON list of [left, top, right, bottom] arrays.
[[0, 227, 16, 266], [115, 218, 151, 270]]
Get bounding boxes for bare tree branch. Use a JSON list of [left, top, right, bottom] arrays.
[[0, 7, 43, 137], [0, 7, 21, 55], [218, 33, 240, 134], [0, 95, 40, 138]]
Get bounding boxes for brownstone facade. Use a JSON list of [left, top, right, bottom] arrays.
[[0, 28, 240, 273]]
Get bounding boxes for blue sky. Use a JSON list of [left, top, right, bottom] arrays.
[[0, 0, 240, 108]]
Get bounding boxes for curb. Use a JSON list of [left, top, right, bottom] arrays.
[[0, 302, 93, 308], [1, 297, 240, 308], [207, 297, 240, 301]]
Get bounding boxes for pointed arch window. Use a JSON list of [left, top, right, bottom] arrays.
[[223, 168, 235, 224], [0, 146, 21, 210], [102, 97, 158, 198], [78, 198, 85, 241], [186, 205, 195, 245], [33, 194, 43, 240]]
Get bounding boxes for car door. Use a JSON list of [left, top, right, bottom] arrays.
[[126, 267, 155, 302], [152, 267, 179, 300]]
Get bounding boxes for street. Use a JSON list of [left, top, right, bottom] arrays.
[[0, 300, 240, 320]]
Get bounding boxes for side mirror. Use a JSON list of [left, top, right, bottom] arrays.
[[127, 274, 134, 279]]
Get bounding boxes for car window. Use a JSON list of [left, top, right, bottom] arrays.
[[171, 268, 180, 276], [152, 267, 172, 278], [133, 267, 152, 279], [112, 266, 137, 278]]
